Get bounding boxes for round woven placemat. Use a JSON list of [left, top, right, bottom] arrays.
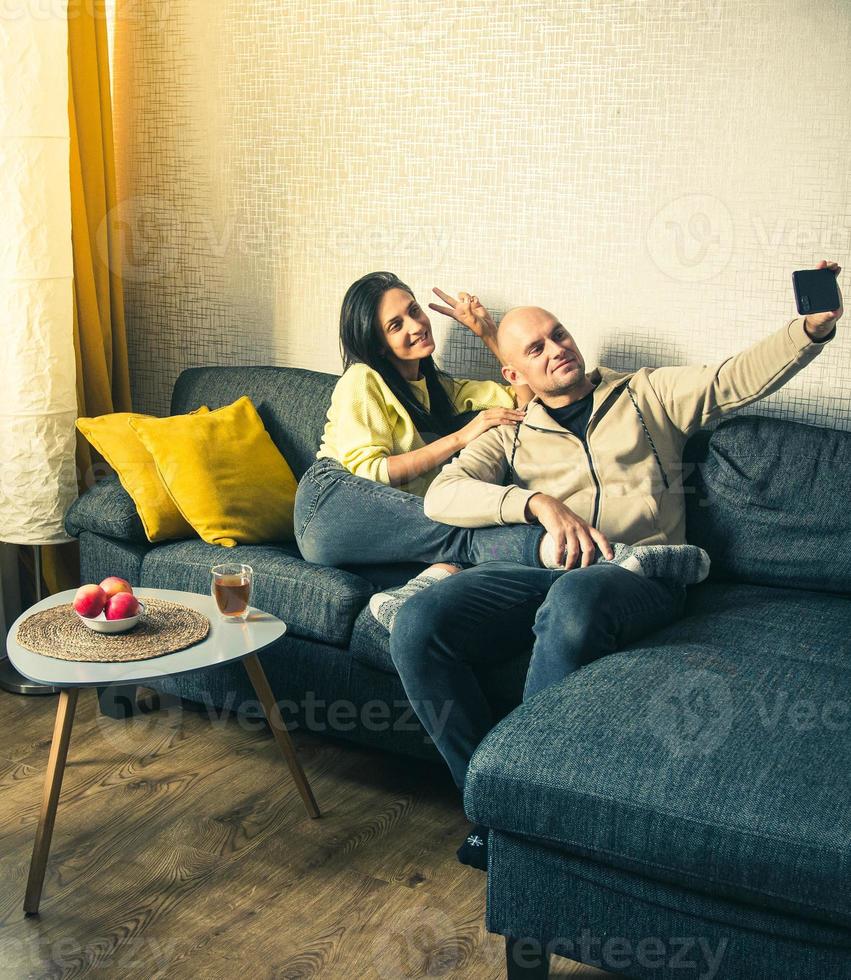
[[14, 598, 210, 663]]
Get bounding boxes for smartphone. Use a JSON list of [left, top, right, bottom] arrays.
[[792, 268, 841, 316]]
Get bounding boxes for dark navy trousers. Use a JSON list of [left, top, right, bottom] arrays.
[[390, 561, 687, 792]]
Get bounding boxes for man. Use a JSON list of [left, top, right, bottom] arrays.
[[389, 260, 843, 870]]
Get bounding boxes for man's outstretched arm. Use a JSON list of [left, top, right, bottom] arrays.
[[645, 314, 838, 439], [646, 262, 842, 438], [424, 426, 537, 528]]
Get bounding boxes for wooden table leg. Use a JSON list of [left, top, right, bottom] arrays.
[[24, 688, 79, 915], [242, 654, 320, 819]]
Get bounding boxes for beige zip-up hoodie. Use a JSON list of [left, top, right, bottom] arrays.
[[423, 317, 836, 547]]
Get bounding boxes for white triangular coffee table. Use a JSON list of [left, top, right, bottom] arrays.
[[7, 587, 321, 915]]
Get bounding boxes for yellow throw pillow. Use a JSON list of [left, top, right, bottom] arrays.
[[76, 408, 209, 542], [128, 396, 298, 547]]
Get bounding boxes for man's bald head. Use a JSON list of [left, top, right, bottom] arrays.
[[497, 306, 558, 360], [497, 306, 591, 403]]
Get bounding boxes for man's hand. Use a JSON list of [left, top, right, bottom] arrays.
[[804, 260, 843, 341], [429, 288, 497, 340], [525, 493, 614, 569]]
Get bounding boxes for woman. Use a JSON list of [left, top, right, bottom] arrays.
[[294, 272, 560, 597], [294, 272, 707, 630]]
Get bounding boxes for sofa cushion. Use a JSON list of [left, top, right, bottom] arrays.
[[140, 540, 374, 647], [76, 408, 210, 542], [78, 530, 150, 587], [65, 475, 149, 544], [655, 579, 851, 668], [465, 582, 851, 928], [684, 415, 851, 595], [170, 366, 338, 480]]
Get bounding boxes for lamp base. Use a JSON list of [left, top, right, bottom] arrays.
[[0, 657, 59, 696]]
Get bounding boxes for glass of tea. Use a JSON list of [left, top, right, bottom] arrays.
[[211, 563, 253, 621]]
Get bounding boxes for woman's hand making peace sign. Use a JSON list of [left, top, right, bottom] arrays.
[[429, 285, 534, 408], [429, 288, 497, 340]]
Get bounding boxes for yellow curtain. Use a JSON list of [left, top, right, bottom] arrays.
[[41, 4, 132, 595]]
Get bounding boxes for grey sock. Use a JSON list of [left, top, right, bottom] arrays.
[[368, 568, 453, 632], [602, 542, 711, 585]]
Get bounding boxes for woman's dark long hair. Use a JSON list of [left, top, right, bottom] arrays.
[[339, 271, 461, 440]]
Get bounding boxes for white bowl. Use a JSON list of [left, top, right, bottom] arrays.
[[76, 600, 146, 634]]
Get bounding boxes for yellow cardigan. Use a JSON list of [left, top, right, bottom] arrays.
[[316, 362, 517, 497]]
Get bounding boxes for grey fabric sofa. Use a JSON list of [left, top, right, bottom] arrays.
[[66, 366, 851, 979]]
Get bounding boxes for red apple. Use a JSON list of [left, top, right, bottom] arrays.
[[105, 592, 140, 620], [99, 576, 133, 600], [73, 584, 107, 618]]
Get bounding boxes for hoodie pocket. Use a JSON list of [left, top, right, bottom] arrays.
[[642, 494, 661, 530]]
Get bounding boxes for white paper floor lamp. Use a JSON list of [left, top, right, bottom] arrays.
[[0, 7, 77, 695]]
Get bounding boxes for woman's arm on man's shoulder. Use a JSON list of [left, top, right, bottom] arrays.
[[450, 378, 521, 411], [329, 364, 475, 487]]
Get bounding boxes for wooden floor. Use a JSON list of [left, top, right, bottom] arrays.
[[0, 687, 611, 979]]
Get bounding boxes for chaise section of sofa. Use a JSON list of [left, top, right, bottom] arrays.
[[464, 414, 851, 979]]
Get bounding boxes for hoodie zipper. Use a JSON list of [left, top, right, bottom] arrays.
[[522, 422, 602, 527], [581, 438, 602, 528], [521, 380, 630, 528], [582, 404, 613, 529]]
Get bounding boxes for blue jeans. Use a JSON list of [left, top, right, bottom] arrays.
[[294, 458, 546, 568], [390, 561, 687, 792]]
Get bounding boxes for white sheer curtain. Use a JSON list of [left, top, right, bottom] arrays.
[[0, 4, 77, 549]]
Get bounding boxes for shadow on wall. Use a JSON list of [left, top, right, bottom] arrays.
[[599, 331, 693, 373], [599, 331, 848, 430]]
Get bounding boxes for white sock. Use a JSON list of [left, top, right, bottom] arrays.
[[605, 542, 710, 585], [539, 532, 563, 569], [368, 568, 454, 632], [540, 534, 710, 585]]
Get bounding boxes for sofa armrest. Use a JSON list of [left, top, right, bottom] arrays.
[[65, 476, 149, 544]]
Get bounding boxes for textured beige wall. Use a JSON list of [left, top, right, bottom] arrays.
[[109, 0, 850, 427]]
